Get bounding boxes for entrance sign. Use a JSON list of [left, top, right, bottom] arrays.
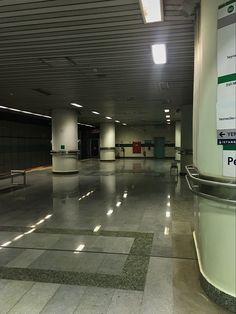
[[217, 1, 236, 144]]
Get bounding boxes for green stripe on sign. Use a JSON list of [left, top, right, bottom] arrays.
[[219, 0, 236, 9], [223, 145, 236, 150], [218, 73, 236, 84]]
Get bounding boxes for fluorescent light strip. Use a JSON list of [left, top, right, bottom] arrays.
[[166, 115, 170, 118], [122, 123, 127, 126], [164, 109, 170, 113], [140, 0, 164, 23], [115, 120, 120, 123], [0, 105, 51, 119], [71, 103, 83, 108], [105, 116, 112, 120], [152, 44, 167, 64], [78, 122, 94, 128], [92, 111, 100, 115]]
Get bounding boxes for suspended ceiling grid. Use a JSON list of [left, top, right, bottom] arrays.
[[0, 0, 194, 125]]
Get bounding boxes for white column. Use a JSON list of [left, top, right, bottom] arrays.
[[180, 105, 193, 174], [100, 123, 115, 161], [51, 109, 78, 173], [192, 0, 236, 309], [175, 121, 181, 161]]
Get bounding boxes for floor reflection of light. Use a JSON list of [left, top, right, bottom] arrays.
[[166, 211, 171, 218], [168, 195, 171, 199], [116, 201, 122, 207], [0, 213, 53, 250], [24, 228, 36, 235], [93, 225, 101, 232], [36, 219, 45, 225], [13, 234, 24, 241], [123, 192, 128, 198], [164, 227, 170, 235], [1, 241, 12, 247], [74, 244, 85, 254], [107, 209, 113, 216], [167, 202, 171, 207]]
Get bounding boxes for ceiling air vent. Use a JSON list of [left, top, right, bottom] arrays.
[[32, 88, 52, 96]]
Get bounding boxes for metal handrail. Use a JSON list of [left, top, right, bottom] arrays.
[[186, 165, 236, 189], [185, 165, 236, 205], [185, 175, 236, 205]]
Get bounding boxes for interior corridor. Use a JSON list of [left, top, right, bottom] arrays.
[[0, 159, 228, 314]]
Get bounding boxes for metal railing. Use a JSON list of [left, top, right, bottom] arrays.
[[185, 165, 236, 205]]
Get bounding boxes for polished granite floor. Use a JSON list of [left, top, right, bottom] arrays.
[[0, 159, 230, 313]]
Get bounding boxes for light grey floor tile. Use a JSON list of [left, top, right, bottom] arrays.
[[97, 254, 127, 275], [0, 280, 34, 314], [8, 282, 60, 314], [40, 285, 86, 314], [107, 290, 143, 314], [12, 233, 60, 250], [172, 221, 192, 235], [74, 286, 115, 314], [6, 249, 44, 268], [141, 257, 174, 314]]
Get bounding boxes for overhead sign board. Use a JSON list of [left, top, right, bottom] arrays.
[[217, 0, 236, 145]]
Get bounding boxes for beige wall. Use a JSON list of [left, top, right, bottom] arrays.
[[116, 125, 175, 158]]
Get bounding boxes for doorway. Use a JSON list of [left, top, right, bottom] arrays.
[[154, 137, 165, 159]]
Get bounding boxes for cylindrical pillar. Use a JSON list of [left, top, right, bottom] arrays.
[[192, 0, 236, 311], [100, 123, 115, 161], [51, 109, 78, 173]]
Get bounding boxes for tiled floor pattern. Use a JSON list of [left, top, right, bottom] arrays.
[[0, 159, 231, 313]]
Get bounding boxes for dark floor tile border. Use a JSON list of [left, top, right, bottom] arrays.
[[200, 274, 236, 313], [0, 227, 153, 291]]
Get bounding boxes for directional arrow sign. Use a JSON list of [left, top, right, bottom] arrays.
[[217, 129, 236, 145]]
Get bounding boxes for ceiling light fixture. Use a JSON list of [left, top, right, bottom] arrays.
[[140, 0, 164, 23], [105, 116, 112, 120], [164, 109, 170, 113], [92, 111, 100, 115], [152, 44, 167, 64], [0, 105, 51, 119], [78, 122, 94, 128], [70, 103, 83, 108], [167, 119, 171, 122], [115, 120, 120, 123], [166, 115, 170, 118], [122, 123, 127, 126]]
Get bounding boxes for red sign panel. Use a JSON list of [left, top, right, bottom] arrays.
[[133, 142, 141, 154]]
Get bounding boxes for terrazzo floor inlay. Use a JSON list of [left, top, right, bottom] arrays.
[[0, 228, 153, 291]]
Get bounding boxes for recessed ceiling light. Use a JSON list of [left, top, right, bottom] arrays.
[[92, 111, 100, 115], [166, 115, 170, 118], [167, 119, 171, 122], [152, 44, 167, 64], [122, 123, 127, 126], [164, 109, 170, 113], [167, 122, 171, 125], [105, 116, 112, 120], [115, 120, 120, 123], [140, 0, 164, 23], [71, 103, 83, 108]]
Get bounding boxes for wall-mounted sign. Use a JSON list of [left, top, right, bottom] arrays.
[[132, 142, 141, 154], [217, 129, 236, 144], [217, 1, 236, 145], [223, 149, 236, 177]]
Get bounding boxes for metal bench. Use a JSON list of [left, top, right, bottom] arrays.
[[0, 170, 26, 186]]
